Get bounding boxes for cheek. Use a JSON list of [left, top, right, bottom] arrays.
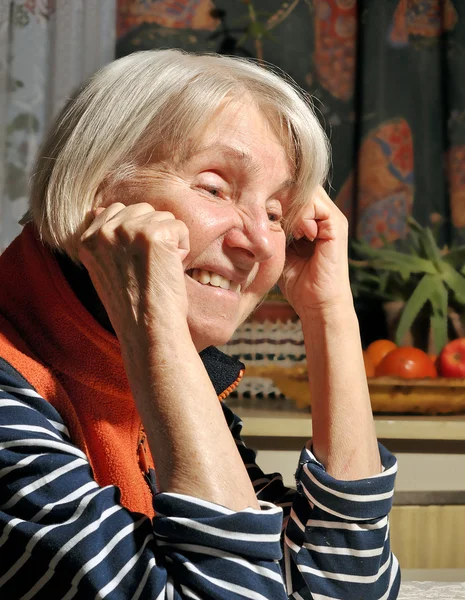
[[251, 241, 286, 295], [268, 236, 286, 280]]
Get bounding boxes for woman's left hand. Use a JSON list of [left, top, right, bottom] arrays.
[[281, 186, 382, 480], [279, 185, 352, 316]]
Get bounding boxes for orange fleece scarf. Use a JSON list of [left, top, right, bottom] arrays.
[[0, 225, 243, 518]]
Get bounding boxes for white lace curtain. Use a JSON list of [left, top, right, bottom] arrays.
[[0, 0, 116, 252]]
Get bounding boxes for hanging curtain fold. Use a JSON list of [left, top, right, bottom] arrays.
[[0, 0, 116, 251]]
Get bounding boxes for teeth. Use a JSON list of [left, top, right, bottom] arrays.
[[198, 269, 210, 284], [210, 273, 221, 287], [189, 269, 240, 293]]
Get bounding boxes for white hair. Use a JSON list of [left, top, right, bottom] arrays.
[[25, 49, 330, 259]]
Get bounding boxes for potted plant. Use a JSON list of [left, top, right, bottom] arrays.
[[350, 217, 465, 354]]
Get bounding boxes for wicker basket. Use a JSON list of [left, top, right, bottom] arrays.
[[245, 365, 465, 415]]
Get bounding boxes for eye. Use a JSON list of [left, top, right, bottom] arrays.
[[267, 202, 284, 227], [205, 187, 221, 197], [194, 171, 229, 199], [268, 211, 283, 223], [194, 184, 224, 199]]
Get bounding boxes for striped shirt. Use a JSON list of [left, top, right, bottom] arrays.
[[0, 357, 400, 599]]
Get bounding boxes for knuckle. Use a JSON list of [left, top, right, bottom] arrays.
[[98, 222, 116, 240], [135, 202, 155, 212], [177, 219, 189, 233], [159, 210, 175, 220], [339, 212, 348, 226]]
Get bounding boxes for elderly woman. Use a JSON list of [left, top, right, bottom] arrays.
[[0, 50, 399, 599]]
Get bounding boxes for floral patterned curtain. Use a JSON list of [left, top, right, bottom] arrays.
[[0, 0, 116, 252], [115, 0, 465, 248]]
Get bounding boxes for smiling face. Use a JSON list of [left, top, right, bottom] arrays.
[[140, 98, 294, 350]]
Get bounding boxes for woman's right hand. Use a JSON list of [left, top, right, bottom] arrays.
[[78, 202, 191, 341]]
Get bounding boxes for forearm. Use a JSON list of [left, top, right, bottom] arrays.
[[300, 298, 382, 480], [119, 320, 260, 511]]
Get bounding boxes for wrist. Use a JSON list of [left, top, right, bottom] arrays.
[[298, 294, 355, 326], [144, 315, 191, 344], [117, 315, 192, 372]]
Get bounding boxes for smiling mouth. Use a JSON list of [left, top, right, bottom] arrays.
[[187, 269, 242, 293]]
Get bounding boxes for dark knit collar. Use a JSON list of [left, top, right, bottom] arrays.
[[199, 346, 245, 396]]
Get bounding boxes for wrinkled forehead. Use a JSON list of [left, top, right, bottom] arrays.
[[172, 96, 297, 175]]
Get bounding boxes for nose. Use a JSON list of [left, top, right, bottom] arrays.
[[224, 209, 275, 264]]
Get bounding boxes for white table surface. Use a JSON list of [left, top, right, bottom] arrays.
[[399, 582, 465, 599]]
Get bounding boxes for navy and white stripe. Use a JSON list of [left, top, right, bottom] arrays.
[[225, 406, 400, 599], [0, 359, 400, 599]]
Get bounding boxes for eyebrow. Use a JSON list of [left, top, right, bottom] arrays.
[[181, 142, 296, 191]]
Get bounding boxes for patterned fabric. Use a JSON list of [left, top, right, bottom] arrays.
[[0, 0, 116, 252], [313, 0, 357, 101], [389, 0, 458, 46], [117, 0, 220, 37], [335, 118, 415, 246], [448, 145, 465, 229]]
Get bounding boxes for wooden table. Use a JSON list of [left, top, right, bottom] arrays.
[[239, 409, 465, 440]]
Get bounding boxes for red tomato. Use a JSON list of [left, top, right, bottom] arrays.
[[376, 346, 438, 378]]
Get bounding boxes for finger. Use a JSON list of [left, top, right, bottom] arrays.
[[138, 216, 190, 262], [177, 220, 190, 261], [149, 215, 190, 255], [292, 186, 345, 243], [100, 204, 178, 232], [82, 202, 126, 240], [84, 203, 170, 242], [170, 219, 190, 261], [292, 219, 318, 242]]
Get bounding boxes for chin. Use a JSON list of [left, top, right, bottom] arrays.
[[188, 318, 238, 352], [186, 298, 259, 351]]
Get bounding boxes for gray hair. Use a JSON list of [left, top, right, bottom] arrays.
[[25, 49, 330, 259]]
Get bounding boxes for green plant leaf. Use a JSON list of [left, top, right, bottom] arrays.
[[423, 228, 443, 270], [407, 216, 424, 233], [352, 240, 437, 274], [441, 263, 465, 306], [395, 273, 438, 345], [247, 21, 268, 38], [379, 233, 391, 247], [406, 217, 440, 261], [429, 280, 448, 354], [443, 247, 465, 269], [352, 240, 419, 263], [379, 271, 390, 295], [405, 228, 422, 256]]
